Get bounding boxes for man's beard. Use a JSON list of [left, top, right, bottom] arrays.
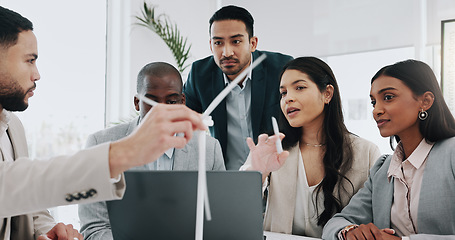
[[0, 92, 28, 111], [0, 74, 32, 112], [219, 57, 245, 76], [223, 66, 241, 76]]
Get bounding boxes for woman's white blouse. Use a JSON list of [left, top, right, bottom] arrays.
[[292, 148, 324, 238]]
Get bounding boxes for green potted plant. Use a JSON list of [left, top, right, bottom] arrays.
[[135, 2, 192, 73]]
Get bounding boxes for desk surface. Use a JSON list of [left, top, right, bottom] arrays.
[[264, 231, 321, 240]]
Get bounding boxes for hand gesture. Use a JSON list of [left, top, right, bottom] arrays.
[[38, 222, 83, 240], [246, 133, 289, 177]]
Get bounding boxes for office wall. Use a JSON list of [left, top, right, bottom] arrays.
[[125, 0, 455, 62], [229, 0, 455, 57]]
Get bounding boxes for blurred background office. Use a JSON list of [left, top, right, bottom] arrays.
[[1, 0, 455, 230]]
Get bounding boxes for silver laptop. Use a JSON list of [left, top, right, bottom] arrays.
[[107, 171, 263, 240]]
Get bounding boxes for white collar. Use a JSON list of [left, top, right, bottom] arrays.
[[0, 111, 11, 138]]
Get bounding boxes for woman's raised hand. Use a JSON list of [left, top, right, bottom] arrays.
[[246, 133, 289, 177]]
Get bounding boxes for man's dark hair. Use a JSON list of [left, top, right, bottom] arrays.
[[0, 6, 33, 49], [137, 62, 182, 93], [209, 5, 254, 38]]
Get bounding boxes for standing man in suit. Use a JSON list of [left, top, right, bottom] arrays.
[[183, 5, 293, 170], [79, 62, 225, 240], [0, 5, 207, 232]]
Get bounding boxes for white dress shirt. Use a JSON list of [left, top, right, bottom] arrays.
[[388, 139, 434, 239], [224, 55, 253, 170], [143, 147, 175, 170]]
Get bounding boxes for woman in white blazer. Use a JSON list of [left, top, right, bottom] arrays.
[[241, 57, 380, 238], [322, 60, 455, 240]]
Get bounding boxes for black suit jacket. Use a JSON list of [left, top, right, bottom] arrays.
[[183, 50, 293, 164]]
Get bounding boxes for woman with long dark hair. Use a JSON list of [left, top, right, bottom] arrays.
[[322, 59, 455, 240], [241, 57, 380, 237]]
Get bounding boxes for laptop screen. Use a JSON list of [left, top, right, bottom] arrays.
[[107, 171, 263, 240]]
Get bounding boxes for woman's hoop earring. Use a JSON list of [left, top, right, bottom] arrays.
[[419, 109, 428, 120]]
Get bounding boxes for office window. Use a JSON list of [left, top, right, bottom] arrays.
[[2, 0, 106, 229]]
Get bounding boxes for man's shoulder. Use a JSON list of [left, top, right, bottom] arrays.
[[186, 56, 219, 86], [191, 55, 217, 72], [88, 118, 137, 142], [255, 49, 292, 59], [187, 133, 219, 148], [254, 50, 293, 63]]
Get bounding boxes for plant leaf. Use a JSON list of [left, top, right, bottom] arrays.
[[133, 2, 192, 73]]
